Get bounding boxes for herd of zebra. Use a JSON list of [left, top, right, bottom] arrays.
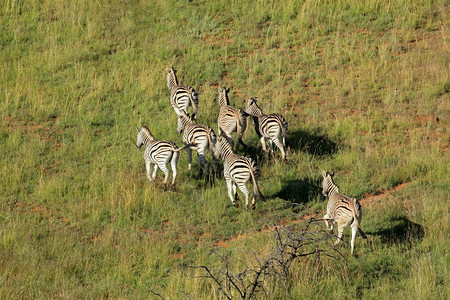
[[135, 67, 367, 255]]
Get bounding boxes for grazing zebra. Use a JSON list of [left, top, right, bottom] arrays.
[[135, 126, 192, 191], [214, 134, 263, 210], [321, 170, 367, 255], [166, 67, 199, 119], [177, 111, 217, 172], [244, 97, 288, 161], [217, 87, 248, 151]]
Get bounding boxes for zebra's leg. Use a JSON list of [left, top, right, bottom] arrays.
[[145, 161, 153, 182], [350, 222, 358, 255], [225, 176, 239, 207], [268, 139, 275, 157], [197, 149, 208, 172], [232, 182, 239, 201], [272, 137, 286, 161], [324, 214, 334, 234], [334, 225, 344, 247], [170, 152, 179, 191], [236, 182, 250, 210], [259, 136, 268, 159], [158, 162, 170, 191], [186, 147, 192, 170], [152, 164, 158, 180]]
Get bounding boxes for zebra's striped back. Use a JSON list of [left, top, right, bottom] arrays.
[[322, 171, 366, 255], [166, 68, 199, 118], [136, 126, 188, 190], [178, 112, 216, 151], [245, 97, 288, 160], [177, 112, 217, 171], [166, 67, 178, 90], [215, 135, 263, 209], [217, 87, 247, 150]]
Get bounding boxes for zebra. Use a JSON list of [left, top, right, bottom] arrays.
[[177, 111, 217, 172], [166, 67, 199, 119], [135, 126, 192, 191], [244, 97, 288, 161], [217, 87, 248, 151], [213, 134, 263, 210], [321, 170, 367, 255]]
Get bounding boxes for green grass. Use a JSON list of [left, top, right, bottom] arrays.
[[1, 0, 449, 298]]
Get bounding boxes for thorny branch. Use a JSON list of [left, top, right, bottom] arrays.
[[190, 218, 346, 299]]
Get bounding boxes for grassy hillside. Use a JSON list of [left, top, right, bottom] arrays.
[[1, 0, 448, 298]]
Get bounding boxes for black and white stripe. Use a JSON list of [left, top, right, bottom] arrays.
[[166, 67, 199, 119], [135, 126, 191, 191], [321, 171, 367, 255], [217, 87, 248, 151], [214, 134, 263, 210], [245, 97, 288, 161], [177, 111, 217, 172]]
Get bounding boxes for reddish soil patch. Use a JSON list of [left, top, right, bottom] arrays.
[[361, 182, 411, 208]]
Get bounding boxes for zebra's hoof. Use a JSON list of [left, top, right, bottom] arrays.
[[163, 184, 168, 191], [171, 184, 176, 192], [232, 201, 239, 208], [251, 203, 256, 210]]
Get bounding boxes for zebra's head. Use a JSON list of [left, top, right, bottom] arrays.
[[321, 170, 335, 197], [177, 111, 193, 135], [218, 87, 230, 107], [213, 134, 234, 160], [136, 126, 154, 148], [245, 97, 263, 116], [166, 67, 178, 90]]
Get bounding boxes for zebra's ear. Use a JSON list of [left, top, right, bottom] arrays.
[[136, 127, 140, 133], [330, 171, 335, 177], [226, 87, 230, 93], [218, 87, 222, 93], [322, 170, 327, 178]]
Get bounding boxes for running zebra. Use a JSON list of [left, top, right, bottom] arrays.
[[245, 97, 288, 161], [217, 87, 248, 151], [135, 126, 192, 191], [166, 67, 199, 119], [321, 171, 367, 255], [213, 134, 263, 210], [177, 111, 217, 172]]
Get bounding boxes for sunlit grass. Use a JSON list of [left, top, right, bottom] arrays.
[[0, 0, 448, 298]]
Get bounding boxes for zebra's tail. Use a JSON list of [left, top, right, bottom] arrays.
[[173, 143, 197, 152], [188, 86, 198, 119], [237, 109, 248, 139], [249, 160, 264, 201], [350, 198, 367, 238], [206, 128, 217, 154], [278, 114, 288, 148], [358, 228, 368, 239]]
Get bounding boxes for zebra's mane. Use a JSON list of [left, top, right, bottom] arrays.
[[141, 126, 155, 140], [326, 175, 339, 194], [219, 88, 230, 106]]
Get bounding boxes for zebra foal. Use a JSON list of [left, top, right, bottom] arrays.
[[214, 134, 263, 210], [135, 126, 191, 191], [166, 67, 199, 119], [245, 97, 288, 161], [321, 170, 367, 255], [217, 87, 248, 151], [177, 111, 217, 172]]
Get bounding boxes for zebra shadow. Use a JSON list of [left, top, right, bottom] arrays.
[[287, 128, 338, 157], [366, 216, 425, 245], [272, 177, 322, 205]]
